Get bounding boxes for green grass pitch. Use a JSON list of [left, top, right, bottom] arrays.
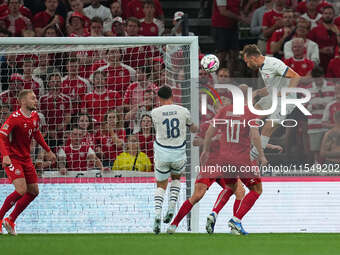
[[1, 233, 340, 255]]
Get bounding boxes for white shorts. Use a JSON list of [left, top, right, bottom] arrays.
[[256, 94, 296, 123], [154, 159, 187, 182]]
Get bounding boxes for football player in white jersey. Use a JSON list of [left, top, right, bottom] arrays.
[[151, 86, 198, 234], [242, 44, 300, 160]]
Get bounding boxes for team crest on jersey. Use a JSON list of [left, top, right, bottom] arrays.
[[79, 152, 85, 158], [24, 123, 28, 128], [2, 124, 8, 130], [302, 64, 307, 69], [15, 169, 21, 176]]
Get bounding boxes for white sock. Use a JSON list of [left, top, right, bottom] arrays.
[[169, 180, 181, 212], [155, 187, 165, 218], [250, 135, 270, 160]]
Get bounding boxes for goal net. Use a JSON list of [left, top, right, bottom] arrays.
[[0, 37, 199, 233]]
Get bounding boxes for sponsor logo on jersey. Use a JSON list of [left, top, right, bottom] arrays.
[[2, 124, 9, 130]]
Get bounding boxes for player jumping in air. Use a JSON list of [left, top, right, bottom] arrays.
[[0, 89, 56, 235], [242, 44, 300, 160], [151, 86, 198, 234], [201, 84, 268, 235]]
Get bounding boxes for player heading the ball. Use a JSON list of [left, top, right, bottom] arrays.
[[151, 85, 198, 234]]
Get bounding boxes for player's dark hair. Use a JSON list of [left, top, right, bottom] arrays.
[[18, 89, 34, 100], [242, 44, 261, 57], [311, 65, 324, 78], [157, 85, 172, 99], [47, 71, 62, 82]]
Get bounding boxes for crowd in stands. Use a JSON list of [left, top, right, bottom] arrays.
[[0, 0, 340, 175]]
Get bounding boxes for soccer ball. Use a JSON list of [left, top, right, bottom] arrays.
[[200, 54, 220, 73]]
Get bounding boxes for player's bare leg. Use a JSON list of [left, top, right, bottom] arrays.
[[164, 174, 181, 224], [154, 179, 168, 234], [167, 182, 208, 234], [229, 182, 263, 235]]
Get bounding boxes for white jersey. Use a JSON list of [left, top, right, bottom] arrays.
[[259, 56, 290, 94], [151, 104, 192, 162]]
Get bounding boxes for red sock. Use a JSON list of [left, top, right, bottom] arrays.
[[235, 191, 260, 220], [9, 193, 37, 222], [0, 191, 22, 220], [171, 199, 193, 226], [233, 199, 241, 215], [212, 189, 233, 214]]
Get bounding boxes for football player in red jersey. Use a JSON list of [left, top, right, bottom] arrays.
[[0, 89, 56, 235], [201, 84, 267, 235]]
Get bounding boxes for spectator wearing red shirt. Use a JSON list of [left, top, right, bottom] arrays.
[[94, 48, 134, 94], [300, 0, 323, 29], [0, 103, 11, 127], [262, 0, 285, 44], [308, 6, 340, 72], [0, 0, 32, 19], [326, 44, 340, 77], [211, 0, 247, 61], [322, 84, 340, 129], [32, 0, 64, 37], [140, 0, 164, 36], [268, 8, 295, 57], [296, 0, 331, 14], [284, 20, 320, 64], [95, 109, 126, 167], [61, 58, 90, 114], [65, 113, 96, 147], [103, 1, 124, 35], [89, 16, 104, 36], [0, 78, 21, 111], [11, 57, 43, 97], [68, 11, 89, 37], [66, 0, 91, 29], [32, 53, 52, 84], [126, 0, 164, 20], [150, 57, 165, 86], [58, 125, 104, 173], [2, 0, 32, 37], [81, 70, 122, 123], [39, 72, 72, 138], [137, 114, 155, 169]]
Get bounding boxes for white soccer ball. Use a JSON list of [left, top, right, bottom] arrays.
[[200, 54, 220, 73]]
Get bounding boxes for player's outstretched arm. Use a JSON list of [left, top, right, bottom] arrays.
[[285, 68, 301, 88], [33, 130, 56, 163], [0, 134, 11, 168], [250, 127, 268, 166], [189, 124, 199, 133]]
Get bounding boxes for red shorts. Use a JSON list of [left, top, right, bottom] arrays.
[[195, 177, 226, 189], [4, 158, 38, 184]]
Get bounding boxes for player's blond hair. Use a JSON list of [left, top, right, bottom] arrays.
[[18, 89, 34, 101]]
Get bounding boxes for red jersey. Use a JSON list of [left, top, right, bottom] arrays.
[[11, 73, 42, 98], [323, 100, 340, 124], [65, 132, 95, 147], [140, 20, 159, 36], [0, 3, 32, 19], [137, 132, 154, 165], [326, 57, 340, 78], [32, 10, 64, 30], [262, 9, 283, 38], [283, 57, 314, 76], [61, 75, 90, 113], [335, 16, 340, 29], [308, 23, 337, 70], [214, 105, 258, 161], [122, 46, 153, 69], [296, 0, 331, 14], [58, 144, 95, 171], [126, 0, 163, 19], [266, 28, 286, 55], [95, 129, 126, 161], [39, 93, 72, 130], [3, 14, 31, 36], [81, 89, 122, 122], [96, 64, 131, 93], [0, 90, 19, 110], [0, 109, 49, 160], [197, 122, 222, 163], [212, 0, 241, 29]]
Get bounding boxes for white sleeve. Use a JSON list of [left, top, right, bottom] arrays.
[[103, 21, 112, 33], [216, 0, 227, 6], [185, 108, 193, 126], [322, 102, 332, 123], [272, 58, 289, 77], [283, 41, 293, 60], [154, 19, 165, 36], [57, 148, 66, 159], [310, 42, 320, 65], [87, 147, 95, 157]]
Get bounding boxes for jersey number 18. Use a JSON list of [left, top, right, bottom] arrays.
[[162, 118, 180, 138]]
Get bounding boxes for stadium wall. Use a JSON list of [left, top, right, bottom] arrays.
[[0, 177, 339, 233]]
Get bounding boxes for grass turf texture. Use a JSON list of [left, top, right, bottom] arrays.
[[1, 233, 340, 255]]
